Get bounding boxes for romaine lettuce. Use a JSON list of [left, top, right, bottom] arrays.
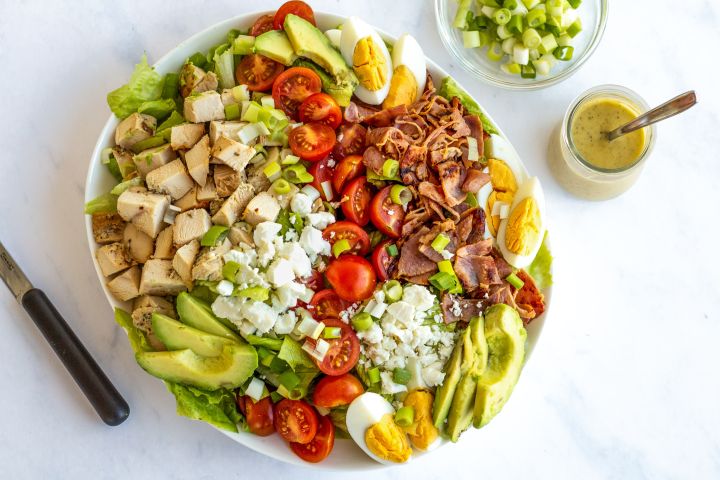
[[528, 232, 553, 290], [107, 54, 164, 119]]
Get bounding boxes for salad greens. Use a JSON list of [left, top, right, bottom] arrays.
[[107, 55, 165, 119], [438, 77, 498, 135], [527, 232, 553, 290]]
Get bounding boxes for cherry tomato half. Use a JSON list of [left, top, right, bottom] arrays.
[[333, 123, 367, 159], [312, 374, 364, 408], [302, 270, 325, 292], [272, 67, 322, 119], [371, 239, 394, 281], [290, 414, 334, 463], [289, 123, 336, 162], [273, 1, 316, 30], [325, 255, 377, 302], [274, 399, 318, 444], [307, 318, 360, 375], [249, 14, 275, 36], [235, 54, 284, 92], [309, 289, 349, 319], [299, 93, 342, 129], [237, 395, 275, 437], [308, 156, 334, 201], [322, 221, 371, 256], [332, 154, 365, 194], [341, 176, 374, 226], [369, 185, 405, 238]]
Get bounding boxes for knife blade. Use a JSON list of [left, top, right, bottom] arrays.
[[0, 241, 129, 426]]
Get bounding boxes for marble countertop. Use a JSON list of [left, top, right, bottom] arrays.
[[1, 0, 718, 478]]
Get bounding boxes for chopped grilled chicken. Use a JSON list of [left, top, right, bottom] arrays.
[[196, 176, 218, 202], [132, 144, 177, 178], [173, 186, 203, 212], [220, 89, 241, 106], [123, 223, 154, 264], [115, 112, 156, 150], [211, 135, 256, 172], [243, 191, 281, 226], [211, 182, 255, 227], [170, 123, 205, 150], [145, 159, 194, 200], [209, 121, 246, 145], [153, 225, 176, 259], [133, 295, 175, 316], [184, 90, 224, 123], [172, 239, 200, 287], [185, 135, 211, 185], [173, 208, 211, 246], [96, 242, 132, 277], [116, 189, 170, 238], [192, 238, 231, 282], [139, 259, 187, 296], [107, 265, 142, 301], [214, 164, 241, 198], [111, 147, 137, 179], [228, 223, 254, 246], [179, 63, 218, 98], [92, 212, 125, 245], [245, 159, 272, 192]]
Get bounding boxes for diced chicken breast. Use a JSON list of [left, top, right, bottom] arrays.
[[144, 158, 194, 200], [91, 212, 125, 245], [228, 224, 254, 246], [185, 135, 210, 185], [153, 225, 176, 259], [196, 176, 217, 202], [96, 242, 132, 277], [214, 164, 241, 198], [132, 144, 177, 178], [115, 112, 156, 150], [172, 239, 200, 287], [139, 259, 187, 296], [173, 208, 211, 246], [211, 182, 255, 227], [209, 121, 246, 145], [245, 160, 272, 192], [173, 186, 202, 212], [243, 192, 281, 226], [191, 239, 232, 282], [116, 189, 170, 238], [220, 89, 240, 106], [170, 123, 205, 150], [184, 91, 225, 123], [133, 295, 175, 316], [111, 147, 137, 179], [123, 223, 154, 264], [107, 265, 142, 301], [179, 63, 219, 98], [211, 135, 256, 172]]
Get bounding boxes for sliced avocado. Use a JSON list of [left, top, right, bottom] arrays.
[[468, 315, 489, 375], [136, 343, 257, 390], [152, 313, 235, 356], [254, 30, 297, 66], [284, 14, 357, 87], [473, 304, 527, 428], [293, 58, 356, 107], [176, 292, 242, 343], [432, 329, 465, 428], [446, 371, 478, 442]]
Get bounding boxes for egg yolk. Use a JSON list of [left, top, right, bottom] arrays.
[[353, 36, 388, 92], [487, 190, 514, 236], [488, 158, 518, 193], [504, 197, 541, 255], [365, 414, 412, 463], [382, 65, 418, 109], [401, 390, 438, 451]]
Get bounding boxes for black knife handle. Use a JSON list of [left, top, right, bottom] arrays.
[[21, 288, 129, 426]]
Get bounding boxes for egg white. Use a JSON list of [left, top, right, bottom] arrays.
[[346, 392, 411, 465], [391, 34, 427, 101], [485, 134, 529, 186], [340, 17, 393, 105], [475, 177, 495, 239], [496, 177, 546, 269], [324, 29, 342, 48]]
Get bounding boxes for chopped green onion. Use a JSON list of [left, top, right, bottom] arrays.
[[232, 84, 250, 102], [532, 58, 551, 75], [241, 102, 262, 123], [507, 14, 524, 34], [283, 164, 314, 184], [392, 367, 411, 385], [222, 261, 241, 281], [526, 7, 547, 27], [546, 0, 564, 16], [224, 103, 241, 121], [382, 159, 399, 178], [481, 6, 498, 18], [501, 62, 522, 75], [110, 177, 143, 195], [496, 24, 513, 40], [522, 28, 542, 49], [323, 327, 342, 339], [487, 41, 504, 61], [260, 95, 275, 109], [493, 8, 511, 25], [429, 272, 456, 292], [261, 352, 275, 367], [263, 161, 281, 181], [501, 37, 517, 55], [522, 0, 541, 8], [369, 230, 384, 249], [503, 0, 519, 10], [352, 312, 373, 332], [238, 122, 270, 144], [272, 178, 291, 195], [386, 243, 399, 257], [368, 367, 381, 384], [390, 184, 412, 206], [465, 191, 479, 207], [538, 33, 559, 54], [383, 280, 403, 303], [270, 391, 283, 403], [453, 0, 472, 28], [201, 225, 229, 246], [161, 73, 179, 99], [506, 272, 525, 289], [235, 286, 270, 302], [232, 35, 255, 55], [513, 43, 530, 65], [394, 406, 415, 427], [521, 63, 537, 78], [438, 260, 463, 294], [553, 45, 574, 60], [332, 239, 351, 258], [279, 370, 301, 390], [566, 18, 582, 37], [567, 0, 582, 8], [431, 233, 451, 253], [462, 30, 482, 48], [556, 34, 572, 47], [281, 154, 301, 165]]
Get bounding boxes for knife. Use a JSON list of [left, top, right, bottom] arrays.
[[0, 242, 129, 426]]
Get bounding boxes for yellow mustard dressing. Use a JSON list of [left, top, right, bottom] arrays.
[[570, 98, 646, 170]]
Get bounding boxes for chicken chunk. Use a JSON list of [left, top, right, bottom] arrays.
[[133, 295, 175, 314], [179, 63, 218, 98], [170, 123, 205, 150], [213, 164, 241, 198], [139, 259, 187, 296], [116, 189, 170, 238], [243, 192, 281, 226], [245, 160, 272, 192], [191, 239, 232, 282], [96, 242, 132, 277], [173, 208, 211, 246], [172, 239, 200, 287], [145, 159, 194, 200], [107, 265, 142, 301], [153, 225, 176, 259], [111, 147, 137, 179], [173, 186, 203, 212], [228, 224, 254, 246], [132, 144, 177, 178], [185, 135, 210, 185], [123, 223, 154, 264], [196, 176, 217, 202], [211, 182, 255, 227], [184, 91, 224, 123], [209, 121, 246, 145], [91, 212, 125, 245], [211, 135, 256, 172], [115, 112, 156, 150]]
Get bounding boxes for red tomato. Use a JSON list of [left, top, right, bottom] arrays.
[[274, 399, 318, 444], [298, 93, 342, 129], [333, 124, 367, 159], [249, 14, 275, 36], [371, 239, 395, 281], [312, 374, 364, 408], [308, 318, 360, 375], [235, 54, 284, 92], [273, 1, 316, 30], [272, 67, 322, 119], [309, 289, 348, 319], [302, 270, 325, 292], [369, 185, 405, 238], [341, 176, 374, 226], [332, 154, 365, 194], [322, 221, 371, 256], [308, 156, 334, 201], [289, 123, 336, 162], [290, 414, 334, 463], [325, 255, 377, 302], [237, 395, 275, 436]]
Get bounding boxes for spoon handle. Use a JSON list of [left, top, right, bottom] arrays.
[[607, 91, 697, 141]]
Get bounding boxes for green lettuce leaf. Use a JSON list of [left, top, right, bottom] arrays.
[[107, 54, 164, 119], [166, 383, 242, 432], [84, 192, 118, 214], [114, 308, 152, 353], [438, 77, 499, 135], [157, 110, 185, 133], [527, 232, 553, 290], [246, 335, 284, 351], [278, 336, 315, 371], [137, 98, 177, 120], [329, 407, 350, 438]]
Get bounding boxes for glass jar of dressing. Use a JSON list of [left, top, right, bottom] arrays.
[[548, 85, 656, 200]]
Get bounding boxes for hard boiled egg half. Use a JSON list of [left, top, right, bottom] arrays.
[[496, 176, 546, 269], [346, 392, 413, 464], [340, 17, 394, 105], [383, 34, 427, 109]]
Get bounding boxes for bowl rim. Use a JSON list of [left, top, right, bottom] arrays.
[[433, 0, 609, 90], [83, 9, 553, 470]]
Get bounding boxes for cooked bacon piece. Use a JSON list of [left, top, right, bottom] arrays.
[[418, 220, 457, 262], [514, 269, 545, 322], [367, 127, 410, 163], [456, 238, 493, 258], [440, 294, 483, 324], [462, 168, 490, 193], [401, 206, 432, 237], [363, 145, 385, 175], [406, 271, 433, 286], [364, 104, 409, 127], [344, 101, 379, 123], [395, 114, 429, 143], [436, 160, 467, 206], [454, 254, 501, 292], [491, 249, 513, 278], [396, 227, 438, 278], [463, 114, 486, 148]]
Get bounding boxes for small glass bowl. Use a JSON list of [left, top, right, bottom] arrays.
[[434, 0, 608, 90]]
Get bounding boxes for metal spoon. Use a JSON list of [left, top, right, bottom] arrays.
[[606, 91, 697, 141]]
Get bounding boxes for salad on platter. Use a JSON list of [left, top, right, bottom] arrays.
[[85, 0, 552, 465]]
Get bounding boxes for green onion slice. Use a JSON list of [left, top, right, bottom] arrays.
[[431, 233, 450, 253], [390, 184, 412, 206], [323, 327, 342, 339], [385, 243, 399, 257], [382, 159, 399, 178], [272, 178, 291, 195], [222, 261, 241, 282], [393, 367, 411, 385], [352, 312, 373, 332], [332, 239, 351, 258], [201, 225, 229, 247], [383, 280, 403, 303], [506, 272, 525, 290], [394, 406, 415, 427]]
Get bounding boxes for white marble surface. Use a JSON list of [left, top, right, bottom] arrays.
[[1, 0, 719, 478]]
